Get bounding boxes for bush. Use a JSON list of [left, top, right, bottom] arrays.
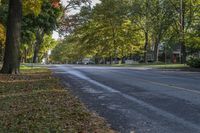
[[187, 56, 200, 68]]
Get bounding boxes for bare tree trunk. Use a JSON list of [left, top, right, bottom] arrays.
[[180, 0, 186, 64], [154, 37, 160, 62], [114, 49, 118, 64], [104, 58, 106, 64], [33, 29, 44, 63], [24, 48, 27, 63], [181, 43, 186, 63], [110, 56, 113, 64], [144, 31, 148, 64], [0, 43, 3, 62], [112, 26, 118, 64], [1, 0, 22, 74]]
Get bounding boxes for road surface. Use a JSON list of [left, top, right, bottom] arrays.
[[49, 65, 200, 133]]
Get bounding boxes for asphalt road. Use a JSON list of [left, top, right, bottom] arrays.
[[49, 65, 200, 133]]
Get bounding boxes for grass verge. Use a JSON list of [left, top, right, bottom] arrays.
[[92, 63, 188, 69], [0, 67, 115, 133]]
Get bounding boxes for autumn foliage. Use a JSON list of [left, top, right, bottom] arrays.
[[51, 0, 60, 8], [0, 23, 5, 46]]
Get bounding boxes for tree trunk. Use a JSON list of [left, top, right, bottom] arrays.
[[110, 56, 113, 64], [181, 42, 186, 63], [0, 43, 3, 62], [180, 0, 186, 64], [1, 0, 22, 74], [103, 58, 106, 64], [24, 48, 27, 63], [33, 29, 44, 63], [144, 31, 148, 64], [114, 49, 118, 64], [110, 22, 118, 64], [154, 37, 160, 62]]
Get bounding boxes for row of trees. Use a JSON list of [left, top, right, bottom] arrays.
[[51, 0, 200, 64], [0, 0, 61, 73], [0, 0, 90, 74]]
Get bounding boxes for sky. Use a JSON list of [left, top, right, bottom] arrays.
[[53, 0, 100, 40], [61, 0, 100, 8]]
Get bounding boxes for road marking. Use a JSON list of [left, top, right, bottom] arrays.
[[56, 66, 200, 131], [59, 66, 119, 93], [143, 79, 200, 95], [130, 77, 200, 95], [114, 70, 200, 95], [55, 66, 200, 95], [120, 93, 200, 131]]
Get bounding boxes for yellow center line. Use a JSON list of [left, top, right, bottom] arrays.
[[134, 77, 200, 95], [114, 70, 200, 95]]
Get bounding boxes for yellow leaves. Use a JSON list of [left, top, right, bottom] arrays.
[[22, 0, 61, 15], [22, 0, 43, 16], [0, 23, 6, 46], [122, 19, 132, 28]]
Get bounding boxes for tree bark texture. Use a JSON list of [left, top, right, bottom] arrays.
[[144, 31, 148, 64], [154, 37, 160, 62], [180, 0, 186, 64], [33, 29, 44, 63], [0, 43, 4, 62], [1, 0, 22, 74]]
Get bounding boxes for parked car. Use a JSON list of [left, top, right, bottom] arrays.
[[82, 58, 95, 65]]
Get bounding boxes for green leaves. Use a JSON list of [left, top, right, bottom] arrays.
[[23, 0, 43, 16], [51, 0, 144, 63], [39, 35, 58, 58], [22, 0, 200, 64]]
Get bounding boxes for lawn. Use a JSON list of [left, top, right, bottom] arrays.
[[94, 63, 188, 69], [0, 67, 114, 133]]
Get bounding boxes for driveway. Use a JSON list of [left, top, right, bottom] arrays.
[[49, 65, 200, 133]]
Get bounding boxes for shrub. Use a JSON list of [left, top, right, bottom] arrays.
[[187, 56, 200, 68]]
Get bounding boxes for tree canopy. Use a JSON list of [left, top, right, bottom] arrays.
[[51, 0, 200, 64], [0, 0, 95, 74], [0, 0, 200, 73]]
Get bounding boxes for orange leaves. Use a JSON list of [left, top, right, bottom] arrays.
[[50, 0, 61, 8]]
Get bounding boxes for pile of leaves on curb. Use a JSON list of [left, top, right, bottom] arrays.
[[0, 68, 115, 133]]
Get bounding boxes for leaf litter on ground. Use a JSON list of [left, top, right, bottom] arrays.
[[0, 68, 115, 133]]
